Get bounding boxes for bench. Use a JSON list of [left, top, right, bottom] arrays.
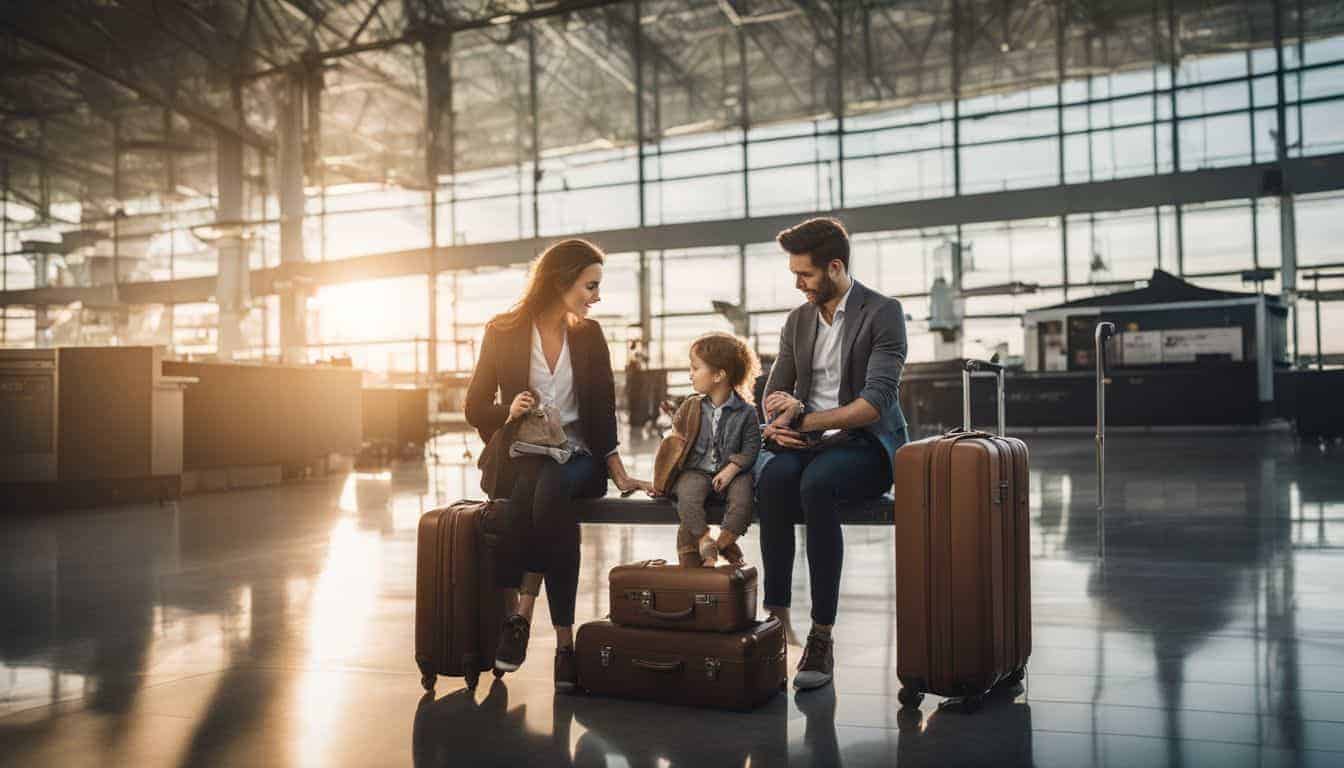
[[574, 494, 895, 525]]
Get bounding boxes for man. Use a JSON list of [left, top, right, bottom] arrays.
[[757, 216, 909, 691]]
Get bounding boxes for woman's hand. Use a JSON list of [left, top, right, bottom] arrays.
[[508, 390, 536, 421], [616, 476, 655, 496]]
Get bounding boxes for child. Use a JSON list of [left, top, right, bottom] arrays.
[[657, 333, 762, 567]]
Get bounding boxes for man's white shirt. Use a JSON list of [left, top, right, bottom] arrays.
[[806, 282, 854, 417]]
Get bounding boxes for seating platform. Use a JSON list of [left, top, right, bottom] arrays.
[[574, 494, 895, 525]]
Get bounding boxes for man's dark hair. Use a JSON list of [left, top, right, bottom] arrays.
[[776, 217, 850, 270]]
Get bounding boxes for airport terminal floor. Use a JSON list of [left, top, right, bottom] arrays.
[[2, 430, 1342, 767]]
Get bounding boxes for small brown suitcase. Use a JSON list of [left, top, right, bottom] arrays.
[[575, 617, 787, 710], [894, 359, 1031, 712], [415, 500, 507, 691], [608, 560, 757, 633]]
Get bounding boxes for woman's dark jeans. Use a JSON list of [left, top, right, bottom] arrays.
[[755, 432, 898, 626], [494, 452, 607, 627]]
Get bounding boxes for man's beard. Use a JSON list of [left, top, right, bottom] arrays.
[[807, 272, 838, 304]]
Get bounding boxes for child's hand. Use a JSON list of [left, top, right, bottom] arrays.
[[712, 465, 740, 493]]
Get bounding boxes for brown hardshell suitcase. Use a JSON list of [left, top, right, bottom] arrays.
[[415, 499, 507, 691], [575, 617, 787, 710], [894, 359, 1031, 711], [608, 560, 757, 633]]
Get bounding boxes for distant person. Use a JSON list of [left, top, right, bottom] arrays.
[[756, 217, 909, 691], [465, 238, 653, 693], [625, 338, 651, 430]]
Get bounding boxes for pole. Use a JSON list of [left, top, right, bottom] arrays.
[[1095, 322, 1115, 564], [1315, 274, 1323, 371]]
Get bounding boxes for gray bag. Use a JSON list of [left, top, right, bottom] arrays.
[[514, 403, 568, 448]]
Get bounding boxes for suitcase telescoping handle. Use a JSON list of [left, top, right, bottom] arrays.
[[1095, 322, 1116, 562], [961, 358, 1007, 436]]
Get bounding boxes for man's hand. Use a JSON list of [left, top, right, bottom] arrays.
[[763, 392, 802, 423], [712, 464, 740, 493], [763, 423, 808, 450]]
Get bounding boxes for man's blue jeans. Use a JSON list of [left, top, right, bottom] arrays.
[[755, 431, 899, 625]]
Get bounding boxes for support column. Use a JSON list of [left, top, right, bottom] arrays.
[[215, 129, 247, 361], [638, 251, 651, 348], [1167, 0, 1185, 275], [951, 0, 962, 196], [528, 25, 540, 238], [426, 30, 453, 383], [2, 158, 7, 344], [1273, 0, 1298, 363], [278, 72, 308, 364], [834, 3, 845, 209], [633, 0, 650, 347]]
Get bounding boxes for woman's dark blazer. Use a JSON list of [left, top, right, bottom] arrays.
[[465, 314, 619, 464]]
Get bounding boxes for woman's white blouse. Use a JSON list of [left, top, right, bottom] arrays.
[[529, 323, 581, 426]]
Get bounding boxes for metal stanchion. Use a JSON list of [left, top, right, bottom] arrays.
[[1095, 322, 1115, 564]]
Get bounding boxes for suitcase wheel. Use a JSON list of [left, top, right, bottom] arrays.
[[1003, 666, 1026, 686], [421, 674, 436, 692], [465, 669, 481, 690], [897, 687, 924, 709], [493, 668, 505, 679]]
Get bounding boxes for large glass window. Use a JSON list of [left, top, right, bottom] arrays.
[[1066, 209, 1160, 286], [1295, 192, 1344, 268], [961, 218, 1063, 289], [1182, 200, 1255, 276]]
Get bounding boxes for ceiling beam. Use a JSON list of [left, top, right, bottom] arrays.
[[0, 18, 273, 152]]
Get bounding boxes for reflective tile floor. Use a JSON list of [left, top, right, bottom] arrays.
[[2, 430, 1343, 767]]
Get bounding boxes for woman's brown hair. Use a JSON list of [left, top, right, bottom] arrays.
[[690, 332, 762, 405], [491, 238, 605, 331]]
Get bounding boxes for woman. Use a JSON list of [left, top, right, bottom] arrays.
[[465, 238, 653, 693]]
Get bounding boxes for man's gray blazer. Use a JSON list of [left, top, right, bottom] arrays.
[[763, 279, 909, 468]]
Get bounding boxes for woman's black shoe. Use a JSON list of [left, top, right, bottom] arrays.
[[494, 614, 531, 672], [554, 647, 578, 693]]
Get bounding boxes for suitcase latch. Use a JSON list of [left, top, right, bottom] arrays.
[[626, 589, 653, 607], [600, 645, 613, 668], [704, 657, 721, 680], [996, 481, 1008, 504], [694, 594, 718, 607]]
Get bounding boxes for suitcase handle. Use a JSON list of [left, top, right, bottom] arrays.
[[961, 358, 1006, 436], [641, 604, 694, 621], [632, 658, 683, 673], [1095, 322, 1115, 563]]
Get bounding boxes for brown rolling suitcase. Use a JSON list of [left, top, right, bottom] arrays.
[[575, 617, 787, 710], [414, 499, 507, 691], [608, 560, 757, 633], [893, 359, 1031, 712]]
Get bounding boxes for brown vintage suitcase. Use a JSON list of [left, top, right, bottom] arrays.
[[415, 500, 507, 691], [894, 359, 1031, 712], [575, 617, 787, 710], [609, 560, 757, 633]]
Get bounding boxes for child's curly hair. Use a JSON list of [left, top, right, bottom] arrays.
[[690, 332, 762, 405]]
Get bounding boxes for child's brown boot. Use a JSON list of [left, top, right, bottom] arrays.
[[697, 530, 719, 567], [716, 530, 746, 568], [676, 526, 701, 568]]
